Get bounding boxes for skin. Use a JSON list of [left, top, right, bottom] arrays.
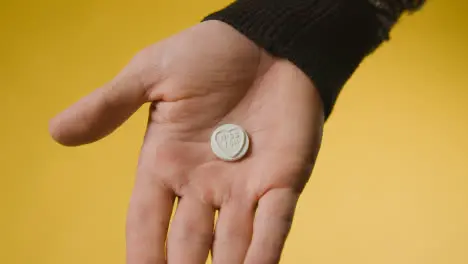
[[49, 21, 324, 264]]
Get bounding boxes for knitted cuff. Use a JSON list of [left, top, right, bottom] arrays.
[[203, 0, 384, 120]]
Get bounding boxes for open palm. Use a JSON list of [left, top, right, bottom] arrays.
[[50, 21, 324, 264]]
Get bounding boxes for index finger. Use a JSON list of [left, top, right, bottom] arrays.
[[126, 177, 175, 264], [244, 188, 300, 264], [126, 138, 176, 264]]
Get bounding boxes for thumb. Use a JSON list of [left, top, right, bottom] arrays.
[[49, 52, 158, 146]]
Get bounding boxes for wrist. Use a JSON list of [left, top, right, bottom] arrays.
[[203, 0, 383, 120]]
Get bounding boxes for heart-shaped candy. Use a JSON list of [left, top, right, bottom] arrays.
[[210, 124, 249, 161]]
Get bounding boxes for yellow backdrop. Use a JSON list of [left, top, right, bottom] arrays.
[[1, 0, 467, 263]]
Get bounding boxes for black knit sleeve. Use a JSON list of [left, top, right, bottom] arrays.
[[202, 0, 385, 120]]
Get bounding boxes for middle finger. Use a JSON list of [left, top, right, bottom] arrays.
[[212, 198, 256, 264], [167, 196, 215, 264]]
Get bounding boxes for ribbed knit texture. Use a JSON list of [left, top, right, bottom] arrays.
[[203, 0, 385, 120]]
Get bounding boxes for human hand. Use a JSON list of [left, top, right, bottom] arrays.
[[49, 20, 324, 264]]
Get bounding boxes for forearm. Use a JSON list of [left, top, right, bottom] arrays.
[[203, 0, 425, 120]]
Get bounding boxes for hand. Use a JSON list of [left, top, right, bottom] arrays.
[[49, 20, 324, 264]]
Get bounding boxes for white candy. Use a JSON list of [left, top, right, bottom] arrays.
[[210, 124, 250, 161]]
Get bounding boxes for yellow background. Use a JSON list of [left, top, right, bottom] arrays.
[[1, 0, 467, 263]]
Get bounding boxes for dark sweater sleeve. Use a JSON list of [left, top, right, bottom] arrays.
[[202, 0, 385, 120]]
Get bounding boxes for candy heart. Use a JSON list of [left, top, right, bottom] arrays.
[[215, 128, 244, 157], [210, 124, 249, 161]]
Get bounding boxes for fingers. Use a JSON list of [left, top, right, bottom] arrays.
[[167, 197, 215, 264], [126, 177, 175, 264], [212, 200, 255, 264], [244, 189, 299, 264], [49, 53, 157, 146]]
